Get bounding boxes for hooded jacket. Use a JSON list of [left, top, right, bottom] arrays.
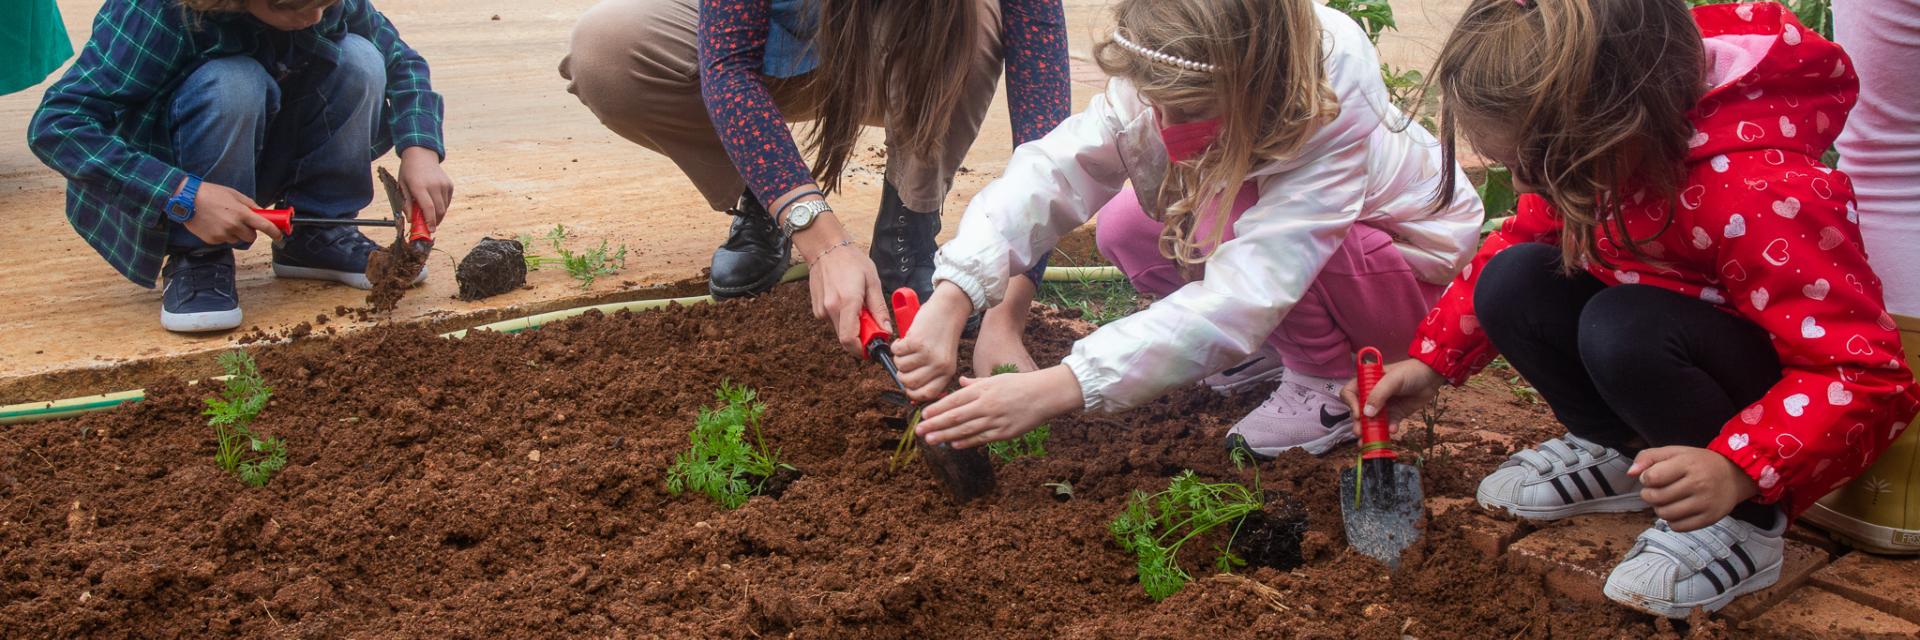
[[933, 4, 1485, 413], [1413, 2, 1920, 519]]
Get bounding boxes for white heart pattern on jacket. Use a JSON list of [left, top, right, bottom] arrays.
[[1741, 405, 1764, 425], [1763, 238, 1791, 266], [1772, 197, 1801, 218], [1847, 201, 1859, 224], [1832, 59, 1847, 78], [1724, 259, 1749, 282], [1712, 154, 1732, 172], [1879, 312, 1898, 332], [1779, 116, 1798, 138], [1816, 111, 1832, 133], [1460, 315, 1479, 335], [1784, 25, 1802, 45], [1737, 2, 1755, 20], [1692, 227, 1713, 250], [1801, 316, 1826, 339], [1724, 214, 1748, 238], [1812, 178, 1833, 199], [1846, 334, 1874, 355], [1819, 226, 1845, 251], [1729, 432, 1751, 450], [1751, 287, 1770, 311], [1420, 338, 1436, 355], [1688, 131, 1709, 148], [1828, 381, 1854, 406], [1759, 465, 1780, 490], [1683, 185, 1707, 209], [1804, 278, 1831, 301], [1737, 121, 1765, 142], [1777, 434, 1804, 459], [1701, 287, 1726, 305], [1614, 270, 1640, 284], [1784, 394, 1811, 417]]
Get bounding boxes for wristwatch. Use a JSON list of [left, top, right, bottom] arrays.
[[166, 175, 203, 224], [781, 199, 833, 237]]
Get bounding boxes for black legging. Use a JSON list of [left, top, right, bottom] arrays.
[[1476, 243, 1779, 527]]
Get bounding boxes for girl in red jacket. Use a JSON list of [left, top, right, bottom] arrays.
[[1356, 0, 1920, 618]]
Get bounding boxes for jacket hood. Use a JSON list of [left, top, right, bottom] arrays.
[[1687, 2, 1857, 163]]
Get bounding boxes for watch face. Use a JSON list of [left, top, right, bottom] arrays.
[[170, 202, 188, 217], [789, 203, 818, 228]]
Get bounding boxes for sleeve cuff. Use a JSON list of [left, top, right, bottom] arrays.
[[1709, 428, 1789, 506], [1061, 352, 1110, 412], [933, 248, 995, 312]]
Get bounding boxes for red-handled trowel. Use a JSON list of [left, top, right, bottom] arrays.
[[859, 289, 997, 503], [1338, 347, 1425, 569]]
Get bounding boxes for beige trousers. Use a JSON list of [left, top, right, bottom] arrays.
[[559, 0, 1005, 213]]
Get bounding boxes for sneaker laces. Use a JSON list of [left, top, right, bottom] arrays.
[[1637, 519, 1741, 574], [174, 255, 235, 295], [1512, 434, 1609, 475]]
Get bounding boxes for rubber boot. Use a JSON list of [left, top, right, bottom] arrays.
[[1803, 314, 1920, 554], [708, 191, 790, 299], [870, 181, 939, 302]]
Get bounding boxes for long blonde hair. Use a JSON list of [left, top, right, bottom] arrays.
[[1431, 0, 1703, 271], [1094, 0, 1338, 269], [802, 0, 980, 196]]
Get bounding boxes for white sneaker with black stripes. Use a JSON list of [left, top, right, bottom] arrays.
[[1476, 433, 1650, 520], [1604, 515, 1785, 618]]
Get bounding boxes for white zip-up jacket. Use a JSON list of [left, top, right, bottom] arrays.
[[933, 5, 1485, 412]]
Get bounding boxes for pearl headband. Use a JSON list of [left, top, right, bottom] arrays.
[[1110, 30, 1217, 73]]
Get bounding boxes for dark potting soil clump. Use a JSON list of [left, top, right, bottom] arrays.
[[0, 286, 1698, 638], [1233, 495, 1310, 571], [364, 236, 427, 313], [455, 237, 527, 301]]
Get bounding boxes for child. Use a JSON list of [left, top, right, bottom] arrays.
[[28, 0, 452, 332], [1354, 0, 1920, 618], [890, 0, 1484, 457]]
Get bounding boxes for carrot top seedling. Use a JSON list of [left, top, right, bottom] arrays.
[[667, 381, 792, 509], [202, 351, 288, 487], [521, 224, 628, 289], [1109, 471, 1263, 601]]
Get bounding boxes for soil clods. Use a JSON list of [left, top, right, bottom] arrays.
[[363, 236, 427, 313], [455, 237, 528, 301]]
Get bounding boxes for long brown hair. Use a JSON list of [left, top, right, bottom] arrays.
[[802, 0, 980, 195], [180, 0, 337, 12], [1094, 0, 1337, 269], [1431, 0, 1703, 271]]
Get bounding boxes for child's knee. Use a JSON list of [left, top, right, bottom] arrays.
[[1576, 286, 1673, 381], [1093, 190, 1161, 268], [177, 57, 276, 122], [1472, 243, 1562, 326], [332, 34, 386, 103]]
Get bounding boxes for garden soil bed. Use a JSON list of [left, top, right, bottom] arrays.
[[3, 286, 1715, 638]]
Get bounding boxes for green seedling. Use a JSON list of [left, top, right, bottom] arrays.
[[1416, 396, 1453, 468], [1109, 471, 1264, 601], [202, 351, 288, 487], [985, 364, 1051, 462], [889, 408, 924, 472], [521, 224, 628, 289], [666, 381, 793, 509]]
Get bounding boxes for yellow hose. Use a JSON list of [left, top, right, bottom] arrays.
[[0, 264, 1121, 425]]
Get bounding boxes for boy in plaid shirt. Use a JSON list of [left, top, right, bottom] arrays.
[[28, 0, 453, 332]]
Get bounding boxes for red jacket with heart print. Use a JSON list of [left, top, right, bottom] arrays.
[[1411, 2, 1920, 519]]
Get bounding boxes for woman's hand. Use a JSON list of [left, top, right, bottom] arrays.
[[182, 181, 283, 245], [1630, 447, 1762, 532], [1341, 359, 1447, 435], [971, 275, 1039, 376], [790, 200, 889, 354], [397, 146, 453, 231], [893, 282, 974, 402], [917, 365, 1084, 449]]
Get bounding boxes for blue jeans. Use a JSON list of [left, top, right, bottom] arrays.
[[167, 34, 385, 250]]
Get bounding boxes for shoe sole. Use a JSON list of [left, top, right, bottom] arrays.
[[1477, 487, 1651, 521], [161, 307, 243, 333], [1226, 426, 1357, 461], [1802, 503, 1920, 555], [708, 259, 790, 299], [1207, 365, 1287, 395], [1604, 557, 1781, 618], [273, 263, 429, 291]]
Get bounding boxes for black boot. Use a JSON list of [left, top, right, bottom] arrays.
[[870, 182, 940, 302], [709, 191, 791, 299]]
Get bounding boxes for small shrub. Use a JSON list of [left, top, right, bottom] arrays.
[[666, 381, 792, 509], [202, 352, 288, 487], [1109, 471, 1263, 601], [985, 364, 1050, 462], [521, 224, 628, 289]]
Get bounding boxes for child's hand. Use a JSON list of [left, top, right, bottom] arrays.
[[398, 147, 453, 232], [1341, 359, 1447, 433], [893, 282, 973, 403], [184, 181, 283, 245], [917, 365, 1083, 449], [1629, 446, 1761, 532]]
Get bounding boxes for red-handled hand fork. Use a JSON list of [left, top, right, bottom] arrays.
[[251, 204, 433, 252], [857, 288, 922, 396]]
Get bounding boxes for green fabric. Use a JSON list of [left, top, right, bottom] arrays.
[[0, 0, 74, 96]]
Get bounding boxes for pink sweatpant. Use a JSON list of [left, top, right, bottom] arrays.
[[1094, 184, 1444, 379]]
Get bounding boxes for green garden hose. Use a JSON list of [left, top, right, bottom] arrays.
[[0, 264, 1126, 425]]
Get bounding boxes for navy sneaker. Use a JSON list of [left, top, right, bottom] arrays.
[[160, 249, 242, 333], [271, 225, 425, 290]]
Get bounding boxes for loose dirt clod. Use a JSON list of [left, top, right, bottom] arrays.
[[364, 236, 426, 314], [455, 238, 527, 301]]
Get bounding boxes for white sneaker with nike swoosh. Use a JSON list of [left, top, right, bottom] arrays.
[[1476, 434, 1650, 520], [1225, 369, 1356, 459]]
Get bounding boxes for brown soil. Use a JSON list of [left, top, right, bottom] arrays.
[[0, 286, 1715, 638], [364, 237, 428, 314], [455, 238, 529, 301]]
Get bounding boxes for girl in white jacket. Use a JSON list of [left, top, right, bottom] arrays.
[[892, 0, 1484, 457]]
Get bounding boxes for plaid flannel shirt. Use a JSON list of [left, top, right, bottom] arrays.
[[27, 0, 444, 287]]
